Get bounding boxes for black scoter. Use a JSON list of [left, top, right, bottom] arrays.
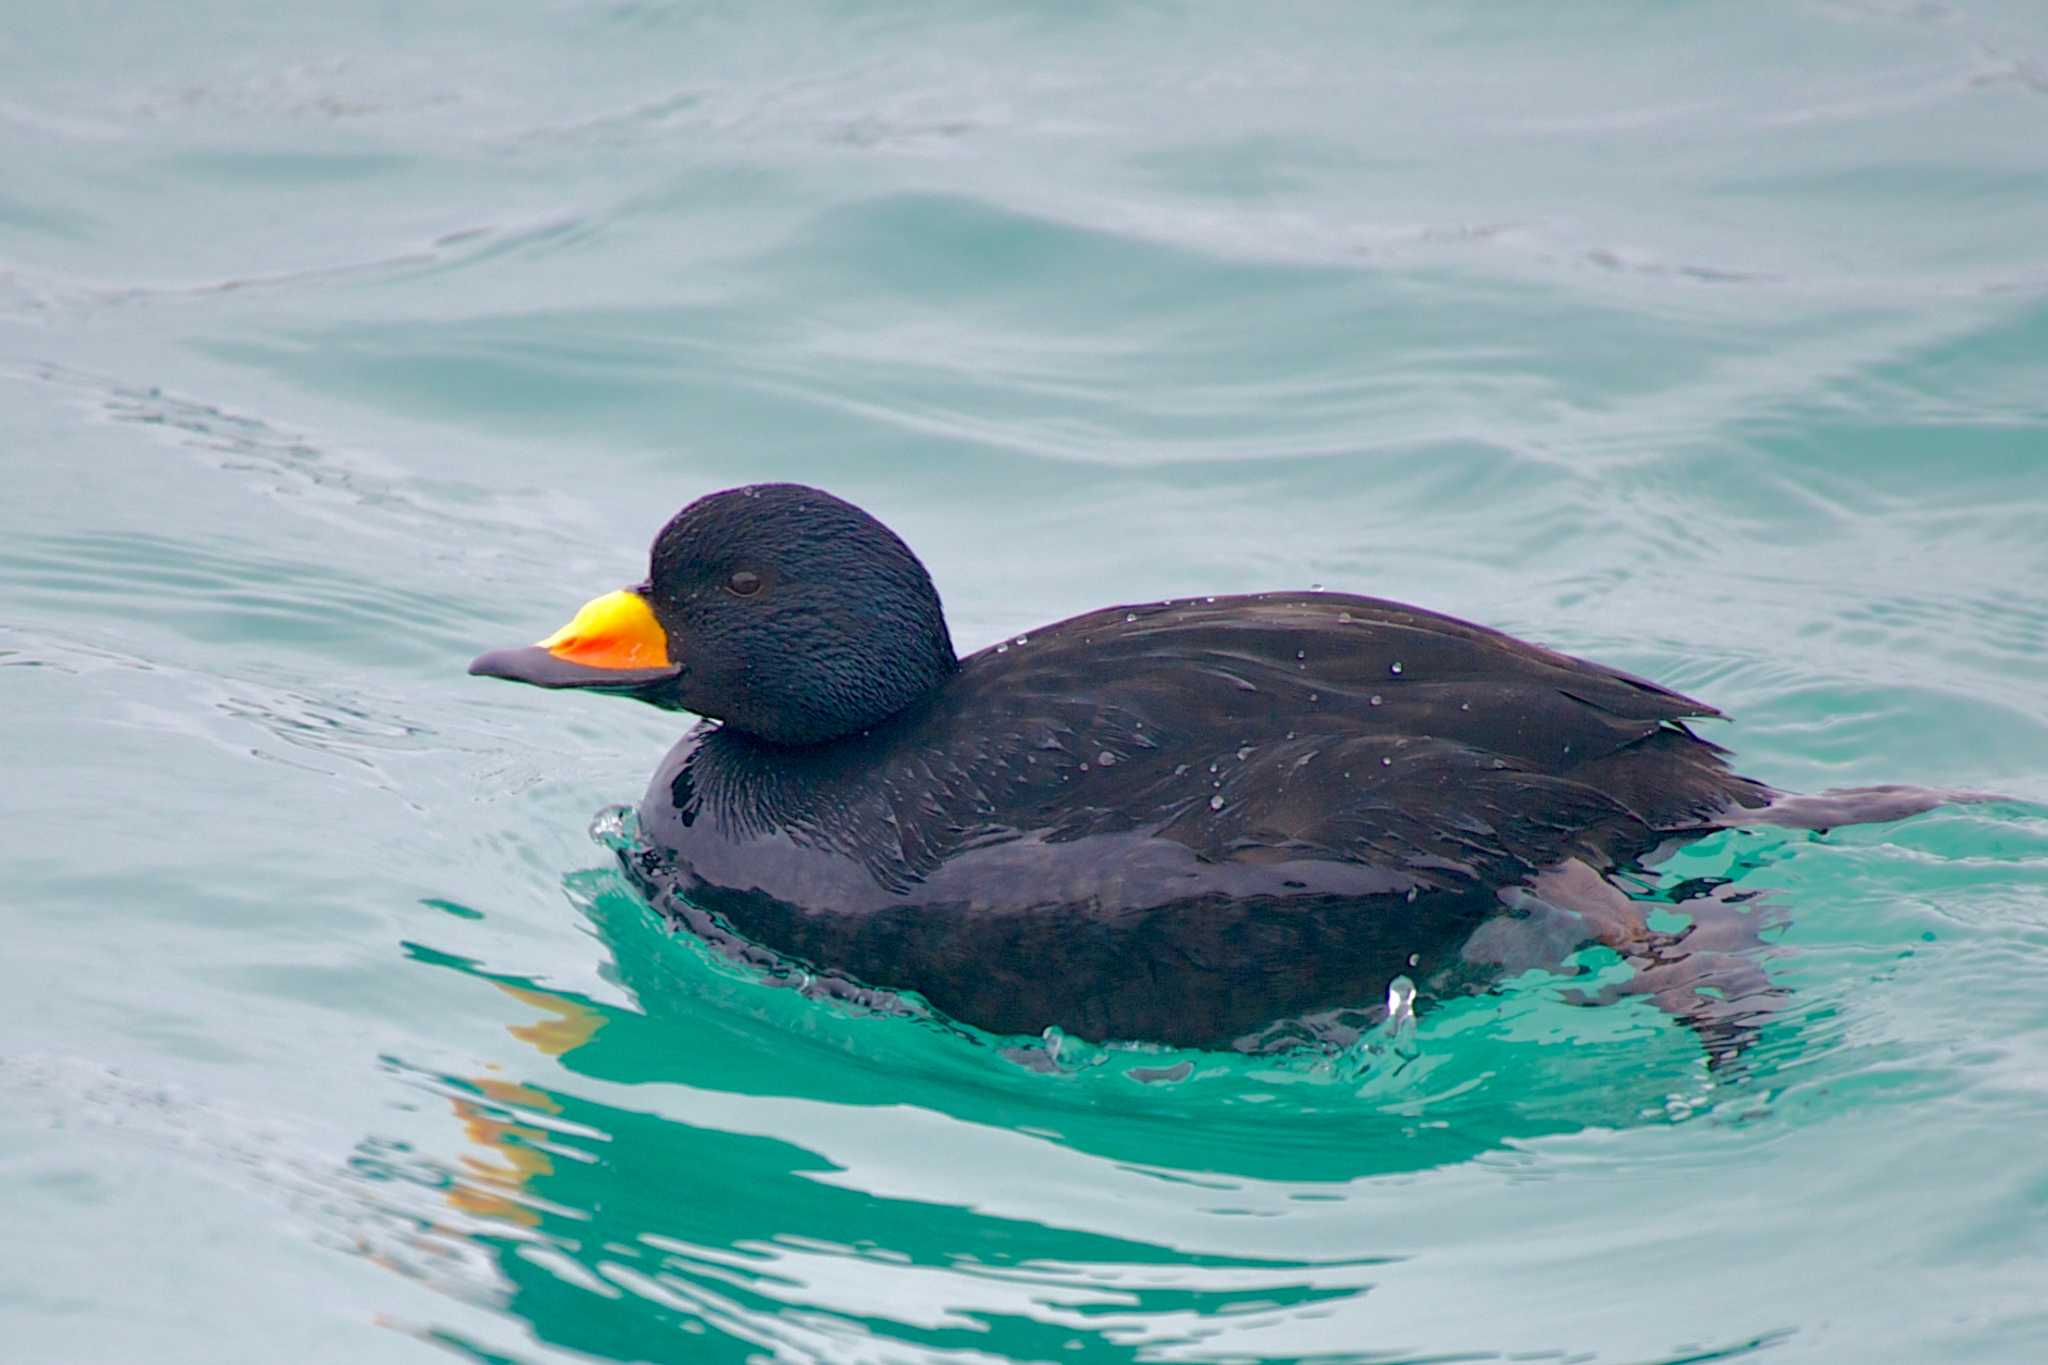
[[471, 483, 1964, 1052]]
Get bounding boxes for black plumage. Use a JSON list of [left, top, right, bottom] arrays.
[[632, 589, 1774, 1045], [471, 484, 1955, 1051]]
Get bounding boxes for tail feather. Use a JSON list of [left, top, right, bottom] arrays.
[[1724, 784, 2007, 832]]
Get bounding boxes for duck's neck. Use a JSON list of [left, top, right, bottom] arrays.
[[734, 632, 959, 748]]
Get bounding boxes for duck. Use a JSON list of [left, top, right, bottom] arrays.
[[471, 482, 1964, 1052]]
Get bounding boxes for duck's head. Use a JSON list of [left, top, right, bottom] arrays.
[[470, 484, 958, 746]]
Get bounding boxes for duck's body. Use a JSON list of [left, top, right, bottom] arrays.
[[630, 591, 1774, 1046], [472, 484, 1958, 1052]]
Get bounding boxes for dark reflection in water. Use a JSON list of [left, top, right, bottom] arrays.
[[344, 844, 1812, 1363]]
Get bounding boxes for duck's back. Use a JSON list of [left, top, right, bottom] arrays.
[[629, 593, 1773, 1045]]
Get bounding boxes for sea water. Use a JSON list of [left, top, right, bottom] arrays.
[[4, 4, 2047, 1361]]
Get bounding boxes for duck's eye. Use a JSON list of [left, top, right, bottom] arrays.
[[726, 569, 764, 598]]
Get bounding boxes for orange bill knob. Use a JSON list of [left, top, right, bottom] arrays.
[[535, 589, 672, 670]]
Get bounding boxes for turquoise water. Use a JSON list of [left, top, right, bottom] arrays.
[[6, 2, 2048, 1360]]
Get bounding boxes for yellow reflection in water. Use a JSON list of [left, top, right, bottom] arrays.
[[444, 982, 607, 1226]]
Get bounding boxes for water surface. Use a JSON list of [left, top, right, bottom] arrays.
[[5, 3, 2048, 1361]]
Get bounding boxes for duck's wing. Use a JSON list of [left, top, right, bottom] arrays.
[[938, 593, 1772, 863]]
